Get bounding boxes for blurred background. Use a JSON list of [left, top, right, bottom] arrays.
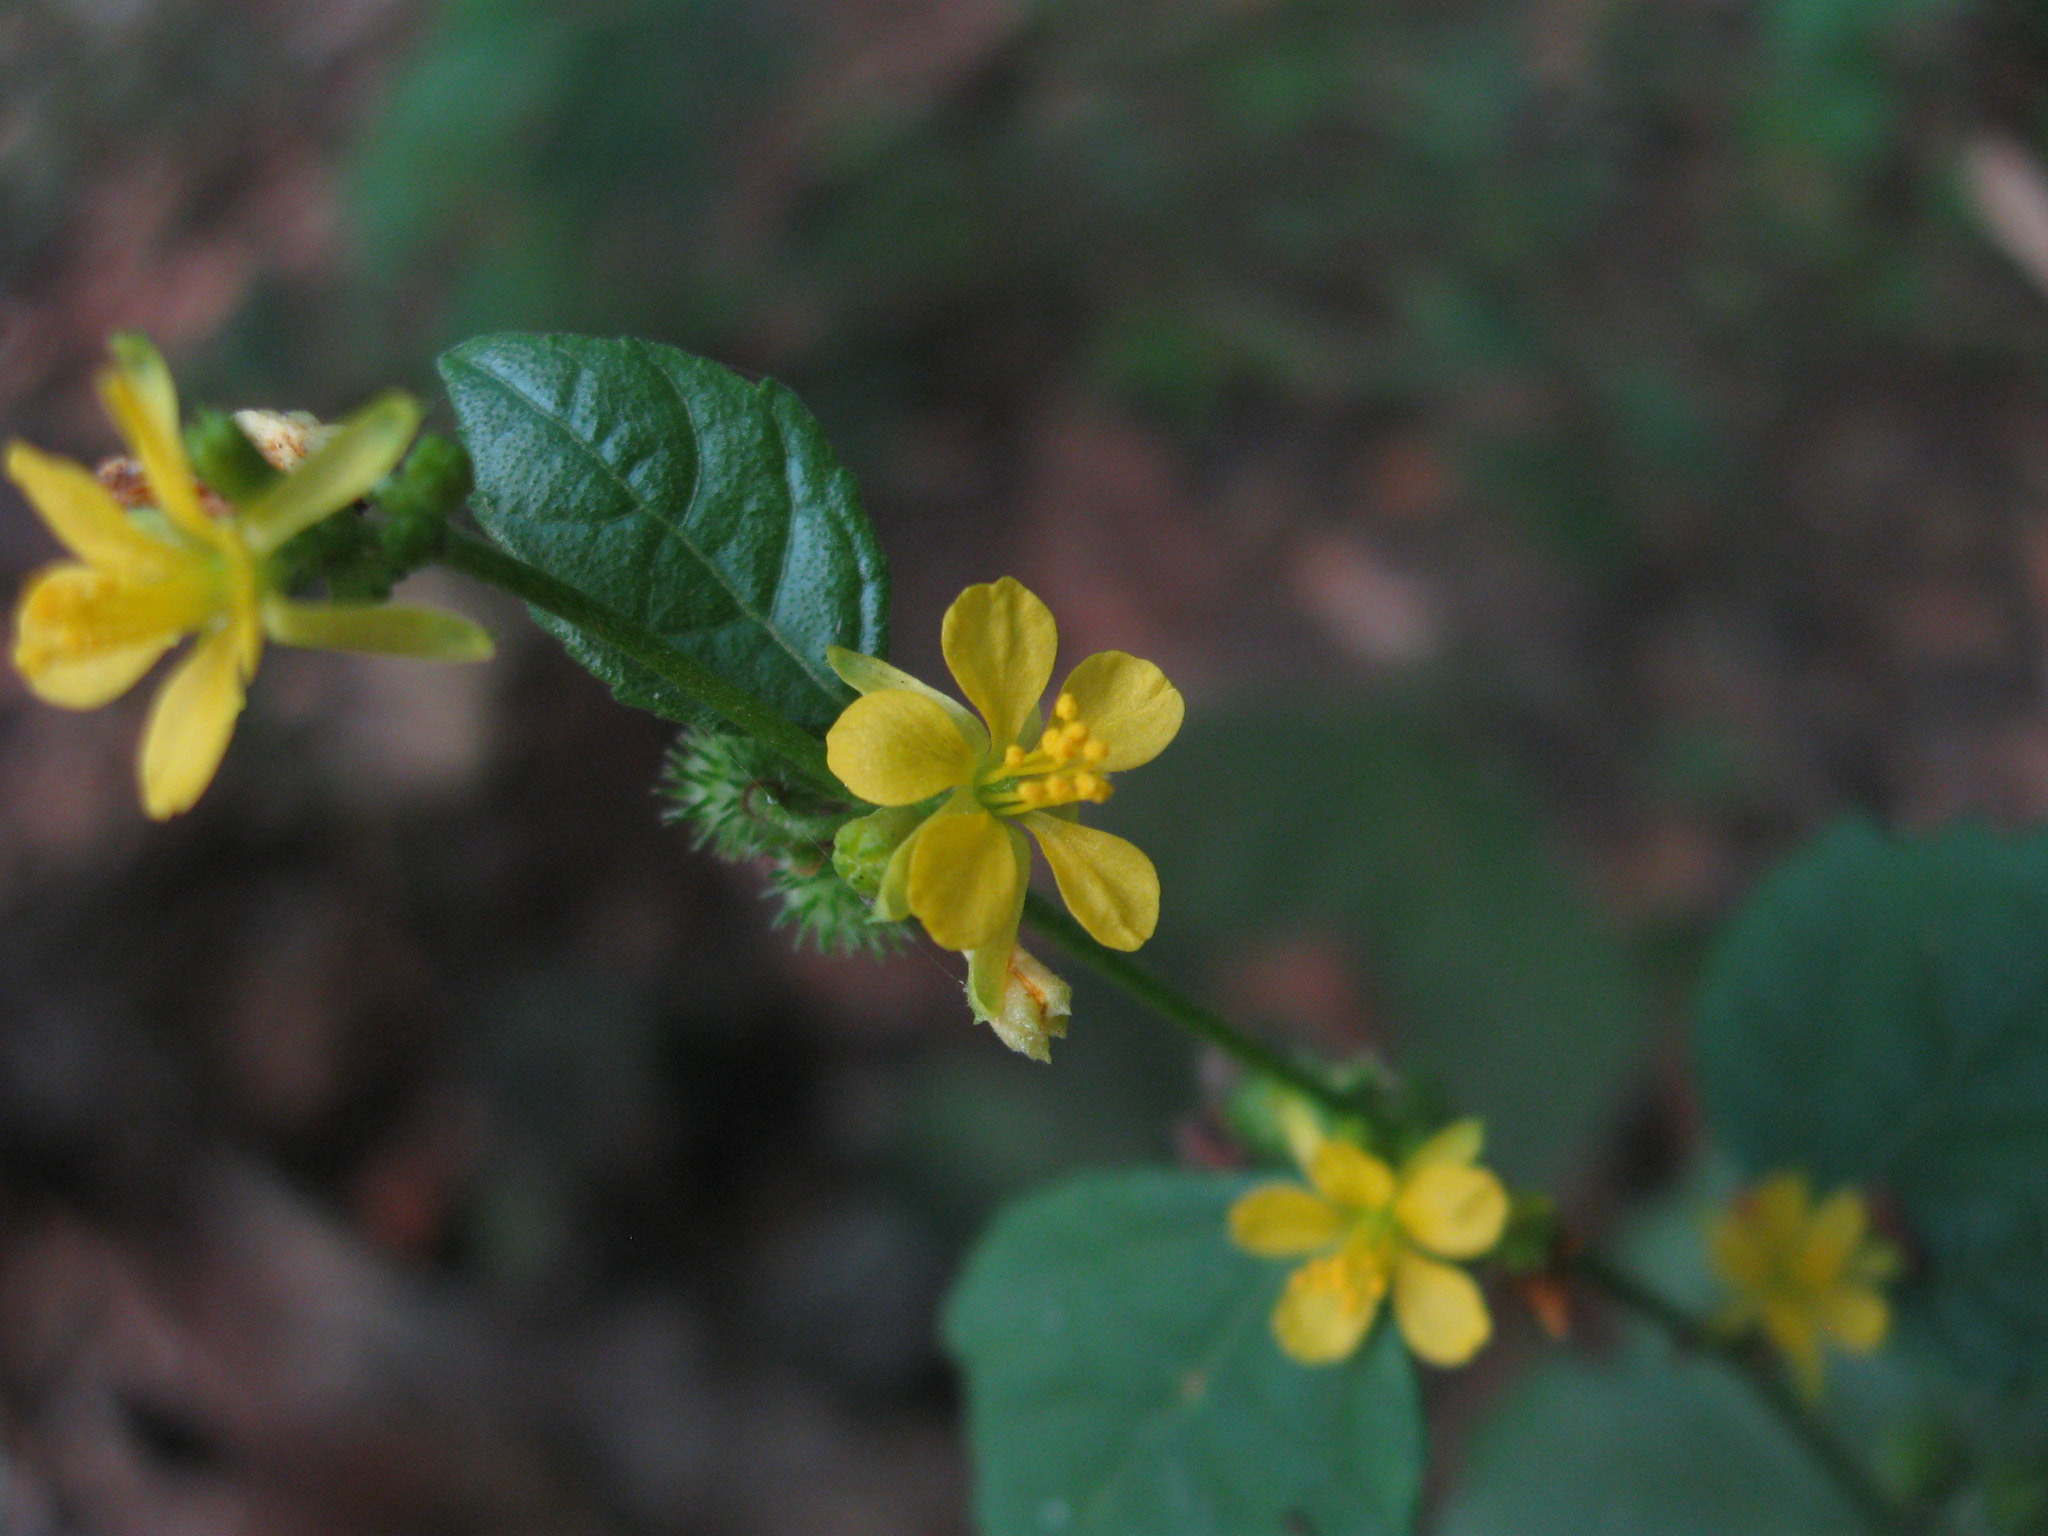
[[4, 0, 2048, 1530]]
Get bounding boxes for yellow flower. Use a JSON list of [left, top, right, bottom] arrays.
[[1229, 1115, 1509, 1368], [9, 335, 493, 820], [824, 577, 1183, 1018], [1709, 1170, 1900, 1402]]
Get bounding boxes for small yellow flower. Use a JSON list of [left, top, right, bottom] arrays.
[[1709, 1170, 1900, 1402], [1229, 1114, 1509, 1368], [9, 335, 493, 819], [824, 577, 1183, 1019]]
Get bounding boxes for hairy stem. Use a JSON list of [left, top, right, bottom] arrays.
[[1572, 1251, 1916, 1536]]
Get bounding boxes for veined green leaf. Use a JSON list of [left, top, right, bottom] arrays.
[[440, 333, 888, 732]]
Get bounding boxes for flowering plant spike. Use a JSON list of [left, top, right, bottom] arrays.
[[9, 335, 494, 818], [825, 576, 1183, 1034], [1709, 1170, 1899, 1402], [1229, 1109, 1509, 1367]]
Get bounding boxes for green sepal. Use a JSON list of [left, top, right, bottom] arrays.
[[371, 431, 472, 569], [832, 804, 932, 899], [184, 408, 282, 503]]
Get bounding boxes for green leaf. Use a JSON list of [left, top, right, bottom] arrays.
[[440, 333, 888, 732], [1697, 817, 2048, 1381], [944, 1170, 1423, 1536], [1437, 1348, 1859, 1536], [1107, 700, 1646, 1187]]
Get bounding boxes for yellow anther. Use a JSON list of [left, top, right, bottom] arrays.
[[1072, 772, 1101, 800], [1003, 743, 1027, 768], [1061, 721, 1088, 747], [1047, 775, 1074, 802], [1053, 692, 1078, 722], [1040, 727, 1065, 755], [1017, 779, 1049, 806], [1083, 738, 1109, 763]]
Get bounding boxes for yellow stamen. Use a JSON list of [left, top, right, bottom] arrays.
[[1040, 727, 1064, 755], [1017, 780, 1049, 807], [1053, 692, 1078, 722], [1003, 743, 1027, 768]]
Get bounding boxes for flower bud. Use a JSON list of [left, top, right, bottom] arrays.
[[966, 946, 1071, 1062]]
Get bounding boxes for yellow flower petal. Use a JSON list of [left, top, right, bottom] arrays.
[[1405, 1118, 1484, 1169], [263, 598, 494, 660], [1058, 650, 1184, 770], [1749, 1170, 1812, 1250], [1793, 1188, 1869, 1293], [1020, 811, 1159, 950], [1709, 1207, 1773, 1293], [1229, 1183, 1347, 1258], [1277, 1099, 1328, 1171], [1819, 1286, 1889, 1355], [1306, 1139, 1396, 1212], [941, 577, 1056, 750], [17, 634, 173, 709], [138, 626, 248, 819], [1272, 1245, 1388, 1365], [1762, 1297, 1826, 1402], [827, 688, 978, 806], [960, 827, 1032, 1014], [908, 807, 1026, 951], [14, 563, 215, 701], [1393, 1249, 1492, 1367], [237, 392, 420, 554], [826, 644, 988, 755], [6, 442, 181, 572], [1395, 1163, 1508, 1260], [97, 335, 213, 547]]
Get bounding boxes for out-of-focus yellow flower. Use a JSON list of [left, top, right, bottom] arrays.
[[9, 334, 493, 819], [824, 577, 1183, 1021], [1229, 1114, 1509, 1368], [1709, 1170, 1899, 1402]]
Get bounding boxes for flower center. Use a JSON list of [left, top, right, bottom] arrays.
[[976, 690, 1115, 815]]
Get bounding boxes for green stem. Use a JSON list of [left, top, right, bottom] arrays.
[[1019, 893, 1354, 1115], [1571, 1251, 1916, 1536], [437, 530, 844, 799]]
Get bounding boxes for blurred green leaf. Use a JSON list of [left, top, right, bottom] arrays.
[[944, 1169, 1422, 1536], [441, 333, 889, 732], [1697, 818, 2048, 1383], [1436, 1347, 1859, 1535], [1111, 702, 1646, 1187]]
